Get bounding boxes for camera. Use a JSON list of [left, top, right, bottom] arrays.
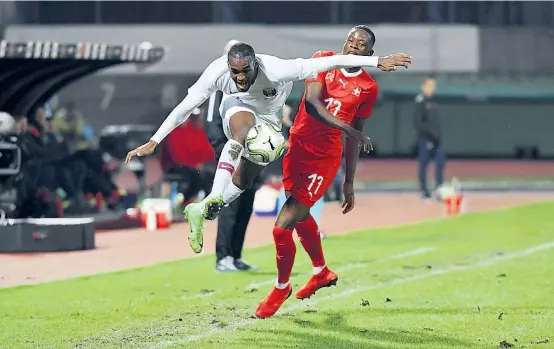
[[0, 141, 21, 176]]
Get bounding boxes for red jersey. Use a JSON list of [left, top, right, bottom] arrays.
[[160, 121, 215, 172], [290, 50, 379, 158]]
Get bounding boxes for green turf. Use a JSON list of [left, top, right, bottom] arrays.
[[1, 201, 554, 349]]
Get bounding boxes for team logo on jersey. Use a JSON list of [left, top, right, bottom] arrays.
[[352, 87, 361, 96], [263, 88, 277, 97], [325, 72, 335, 82]]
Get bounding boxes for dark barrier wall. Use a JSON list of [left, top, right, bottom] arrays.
[[54, 74, 554, 159], [366, 99, 554, 158]]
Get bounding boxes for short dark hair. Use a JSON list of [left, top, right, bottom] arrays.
[[352, 25, 376, 46], [228, 42, 256, 61]]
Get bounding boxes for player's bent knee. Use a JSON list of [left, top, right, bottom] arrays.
[[275, 197, 310, 230], [228, 110, 256, 144], [298, 211, 310, 223]]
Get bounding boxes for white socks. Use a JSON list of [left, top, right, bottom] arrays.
[[275, 281, 290, 289], [223, 182, 244, 205], [205, 139, 243, 201], [313, 265, 326, 275]]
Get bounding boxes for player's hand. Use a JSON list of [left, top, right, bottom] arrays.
[[125, 140, 158, 164], [342, 182, 355, 214], [345, 127, 373, 153], [377, 53, 412, 71]]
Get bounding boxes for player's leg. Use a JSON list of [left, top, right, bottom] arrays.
[[310, 196, 326, 239], [230, 187, 257, 270], [184, 99, 256, 253], [203, 97, 269, 217], [255, 151, 338, 318], [418, 139, 432, 199], [254, 195, 307, 319], [288, 156, 341, 300], [254, 149, 300, 318], [219, 156, 264, 216], [203, 108, 255, 214], [434, 146, 447, 192]]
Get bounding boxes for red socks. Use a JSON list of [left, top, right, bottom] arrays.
[[295, 214, 326, 268], [273, 215, 325, 284], [273, 227, 296, 284]]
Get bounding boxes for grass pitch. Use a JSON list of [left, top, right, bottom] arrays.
[[1, 201, 553, 349]]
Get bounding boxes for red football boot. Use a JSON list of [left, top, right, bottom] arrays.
[[255, 284, 292, 319], [296, 267, 338, 300]]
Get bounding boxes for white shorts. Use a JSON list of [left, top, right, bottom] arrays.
[[219, 97, 282, 164]]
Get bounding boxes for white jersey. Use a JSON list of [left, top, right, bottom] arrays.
[[150, 53, 379, 143]]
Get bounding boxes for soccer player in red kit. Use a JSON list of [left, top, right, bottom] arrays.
[[255, 25, 412, 318]]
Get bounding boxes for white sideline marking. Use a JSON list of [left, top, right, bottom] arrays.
[[390, 247, 436, 259], [245, 247, 437, 290], [147, 241, 554, 349]]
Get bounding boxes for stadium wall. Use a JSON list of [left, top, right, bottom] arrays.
[[5, 24, 480, 73], [5, 24, 554, 159], [479, 27, 554, 73]]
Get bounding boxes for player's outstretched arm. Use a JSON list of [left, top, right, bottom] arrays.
[[150, 77, 217, 144], [124, 59, 221, 163], [270, 53, 412, 82]]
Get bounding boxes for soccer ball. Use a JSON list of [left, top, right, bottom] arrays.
[[245, 123, 286, 166]]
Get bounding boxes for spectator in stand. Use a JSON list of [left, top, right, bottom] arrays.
[[14, 115, 91, 214], [160, 107, 216, 205], [34, 107, 122, 211], [52, 101, 93, 152]]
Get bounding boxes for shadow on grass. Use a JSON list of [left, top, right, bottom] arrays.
[[235, 311, 474, 349]]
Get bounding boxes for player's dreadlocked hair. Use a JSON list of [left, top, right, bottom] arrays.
[[352, 25, 376, 45], [228, 42, 257, 64]]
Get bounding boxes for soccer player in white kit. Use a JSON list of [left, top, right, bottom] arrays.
[[125, 42, 411, 253]]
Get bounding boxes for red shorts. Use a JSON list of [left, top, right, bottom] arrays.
[[282, 138, 342, 208]]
